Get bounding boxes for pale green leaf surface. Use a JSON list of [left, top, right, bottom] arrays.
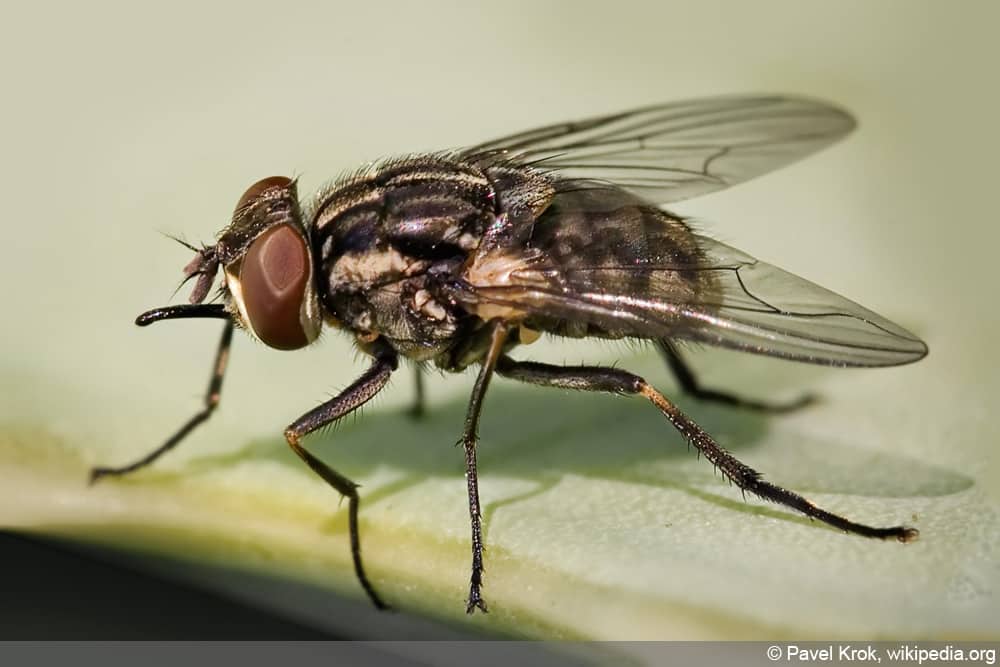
[[2, 0, 998, 643], [2, 340, 998, 639]]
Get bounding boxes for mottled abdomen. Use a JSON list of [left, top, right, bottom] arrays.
[[463, 184, 717, 341]]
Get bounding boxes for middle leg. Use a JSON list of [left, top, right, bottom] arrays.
[[407, 363, 426, 419], [459, 321, 509, 614]]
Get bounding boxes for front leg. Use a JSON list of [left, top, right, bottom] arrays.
[[91, 315, 234, 483], [460, 321, 509, 614], [284, 344, 398, 610]]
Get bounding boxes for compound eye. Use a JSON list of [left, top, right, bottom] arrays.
[[240, 223, 310, 350], [235, 176, 293, 213]]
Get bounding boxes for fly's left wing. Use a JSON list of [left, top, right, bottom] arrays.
[[462, 94, 855, 205]]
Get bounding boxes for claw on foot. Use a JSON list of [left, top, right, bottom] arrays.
[[466, 595, 489, 614], [88, 467, 113, 486]]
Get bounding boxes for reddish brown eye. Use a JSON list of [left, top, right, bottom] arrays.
[[235, 175, 293, 213], [240, 223, 310, 350]]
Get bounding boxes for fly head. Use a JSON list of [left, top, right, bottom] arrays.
[[139, 176, 324, 347], [216, 176, 322, 350]]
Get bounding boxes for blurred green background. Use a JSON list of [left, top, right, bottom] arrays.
[[1, 0, 997, 641]]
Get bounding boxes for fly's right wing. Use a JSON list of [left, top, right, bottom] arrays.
[[455, 189, 926, 368]]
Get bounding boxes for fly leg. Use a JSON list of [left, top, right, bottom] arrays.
[[460, 322, 509, 614], [657, 339, 815, 413], [284, 346, 398, 610], [90, 318, 234, 484], [407, 363, 426, 419], [496, 356, 918, 542]]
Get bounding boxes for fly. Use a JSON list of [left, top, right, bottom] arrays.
[[91, 94, 928, 614]]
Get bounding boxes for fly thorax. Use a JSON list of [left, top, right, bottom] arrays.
[[308, 156, 499, 352], [311, 156, 495, 274]]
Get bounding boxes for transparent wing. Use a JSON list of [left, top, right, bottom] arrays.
[[456, 183, 925, 368], [465, 236, 926, 367], [462, 94, 856, 204]]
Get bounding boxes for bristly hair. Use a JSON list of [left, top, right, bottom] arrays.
[[162, 232, 201, 254], [303, 151, 464, 223]]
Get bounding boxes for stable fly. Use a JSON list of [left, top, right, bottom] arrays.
[[92, 94, 928, 613]]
